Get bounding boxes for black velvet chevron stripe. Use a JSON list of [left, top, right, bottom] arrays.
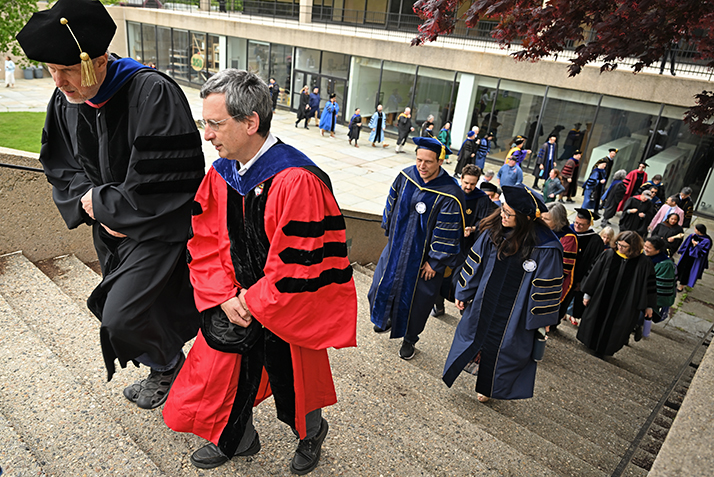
[[136, 178, 203, 195], [133, 131, 201, 151], [275, 265, 353, 293], [532, 276, 563, 288], [282, 215, 345, 237], [531, 290, 561, 301], [468, 248, 481, 264], [531, 303, 560, 315], [563, 251, 578, 259], [134, 155, 205, 174], [278, 242, 348, 265]]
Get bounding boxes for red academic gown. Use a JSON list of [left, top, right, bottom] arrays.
[[163, 164, 357, 442], [617, 170, 648, 212]]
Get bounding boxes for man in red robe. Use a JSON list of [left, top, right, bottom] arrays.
[[162, 69, 357, 475], [617, 162, 648, 212]]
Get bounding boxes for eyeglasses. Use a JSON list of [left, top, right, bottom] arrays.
[[197, 115, 241, 131], [500, 208, 516, 218], [616, 241, 630, 249]]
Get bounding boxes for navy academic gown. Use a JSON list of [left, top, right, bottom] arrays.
[[443, 226, 563, 400], [368, 166, 465, 342]]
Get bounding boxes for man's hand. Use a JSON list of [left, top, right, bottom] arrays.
[[568, 178, 572, 182], [629, 208, 638, 214], [464, 226, 476, 237], [638, 212, 645, 218], [455, 299, 465, 311], [81, 189, 94, 220], [101, 224, 127, 238], [668, 236, 675, 242], [420, 262, 436, 280], [539, 164, 544, 170], [644, 307, 653, 319], [583, 298, 590, 307], [220, 293, 252, 327]]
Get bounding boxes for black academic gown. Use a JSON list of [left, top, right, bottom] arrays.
[[578, 250, 657, 356], [40, 62, 204, 379], [558, 227, 603, 320], [619, 196, 655, 237]]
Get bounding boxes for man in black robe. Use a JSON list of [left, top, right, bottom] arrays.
[[17, 0, 204, 409], [554, 208, 603, 330], [454, 130, 478, 177], [602, 148, 618, 183], [620, 191, 655, 237], [395, 107, 414, 153], [675, 186, 695, 228]]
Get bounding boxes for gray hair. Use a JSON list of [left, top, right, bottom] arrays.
[[612, 169, 627, 181], [200, 69, 272, 137], [681, 186, 693, 195], [484, 170, 495, 178], [545, 202, 568, 230]]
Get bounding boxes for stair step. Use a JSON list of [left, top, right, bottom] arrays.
[[35, 254, 101, 309], [0, 292, 162, 476], [0, 411, 45, 476]]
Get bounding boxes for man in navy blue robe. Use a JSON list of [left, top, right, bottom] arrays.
[[368, 137, 465, 360]]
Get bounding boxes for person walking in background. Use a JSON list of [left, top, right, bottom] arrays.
[[497, 157, 523, 187], [319, 93, 339, 137], [368, 137, 465, 360], [307, 86, 320, 126], [675, 187, 695, 228], [648, 195, 684, 232], [267, 77, 279, 111], [542, 168, 565, 203], [474, 131, 493, 170], [295, 85, 311, 129], [600, 169, 628, 226], [619, 190, 655, 237], [506, 136, 530, 167], [677, 224, 712, 291], [617, 162, 649, 212], [560, 149, 581, 203], [443, 184, 563, 403], [644, 236, 677, 323], [601, 148, 618, 183], [420, 114, 435, 137], [578, 231, 656, 357], [438, 121, 452, 164], [651, 212, 685, 258], [532, 134, 557, 190], [454, 130, 477, 177], [395, 107, 414, 153], [4, 56, 15, 88], [369, 104, 389, 148], [581, 160, 608, 213], [347, 108, 362, 147]]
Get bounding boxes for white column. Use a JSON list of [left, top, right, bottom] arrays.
[[451, 73, 477, 150], [300, 0, 313, 24], [219, 36, 227, 71]]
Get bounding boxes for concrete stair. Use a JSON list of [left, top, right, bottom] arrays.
[[0, 251, 701, 476]]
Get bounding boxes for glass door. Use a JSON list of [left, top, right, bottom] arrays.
[[319, 76, 347, 122]]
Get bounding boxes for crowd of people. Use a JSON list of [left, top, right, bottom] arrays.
[[21, 1, 711, 474]]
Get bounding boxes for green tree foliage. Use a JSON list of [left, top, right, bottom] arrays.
[[1, 0, 38, 65]]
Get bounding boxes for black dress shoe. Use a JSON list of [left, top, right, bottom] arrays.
[[190, 443, 230, 469], [399, 340, 415, 360], [290, 419, 329, 475]]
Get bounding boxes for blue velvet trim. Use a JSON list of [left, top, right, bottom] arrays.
[[89, 58, 149, 105]]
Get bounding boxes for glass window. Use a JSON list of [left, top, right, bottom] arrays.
[[206, 34, 220, 75], [365, 0, 387, 25], [339, 0, 365, 24], [170, 29, 190, 82], [320, 51, 349, 78], [379, 61, 416, 132], [227, 37, 247, 70], [293, 72, 319, 112], [141, 24, 157, 67], [450, 73, 499, 152], [536, 87, 600, 166], [189, 32, 207, 85], [270, 44, 293, 107], [248, 40, 270, 81], [413, 66, 456, 130], [156, 27, 171, 72], [584, 96, 661, 181], [345, 56, 381, 117], [127, 22, 142, 63], [295, 47, 320, 73], [485, 79, 546, 163]]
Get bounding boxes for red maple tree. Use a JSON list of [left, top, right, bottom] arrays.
[[411, 0, 714, 135]]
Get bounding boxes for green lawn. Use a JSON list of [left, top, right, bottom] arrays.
[[0, 112, 45, 154]]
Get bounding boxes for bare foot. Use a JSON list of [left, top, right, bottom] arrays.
[[477, 393, 490, 403]]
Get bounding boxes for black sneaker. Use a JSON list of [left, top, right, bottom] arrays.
[[290, 418, 329, 475], [634, 325, 643, 342], [430, 305, 445, 317], [399, 340, 415, 360], [134, 352, 185, 409], [373, 320, 391, 333]]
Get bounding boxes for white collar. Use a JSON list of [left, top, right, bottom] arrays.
[[238, 132, 278, 176]]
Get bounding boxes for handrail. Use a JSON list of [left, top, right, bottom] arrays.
[[0, 163, 44, 173], [611, 321, 714, 476]]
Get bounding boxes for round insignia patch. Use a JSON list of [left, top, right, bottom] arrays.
[[415, 201, 427, 214], [523, 259, 537, 272], [254, 184, 264, 196]]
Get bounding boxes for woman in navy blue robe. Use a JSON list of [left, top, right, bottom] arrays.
[[677, 224, 712, 290], [582, 160, 608, 212], [443, 184, 563, 402]]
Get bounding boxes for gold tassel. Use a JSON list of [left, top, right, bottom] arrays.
[[60, 18, 97, 87]]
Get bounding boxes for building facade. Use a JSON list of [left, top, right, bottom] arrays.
[[109, 2, 714, 217]]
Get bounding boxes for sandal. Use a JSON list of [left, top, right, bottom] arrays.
[[477, 393, 490, 403], [134, 353, 185, 409], [567, 314, 579, 326]]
